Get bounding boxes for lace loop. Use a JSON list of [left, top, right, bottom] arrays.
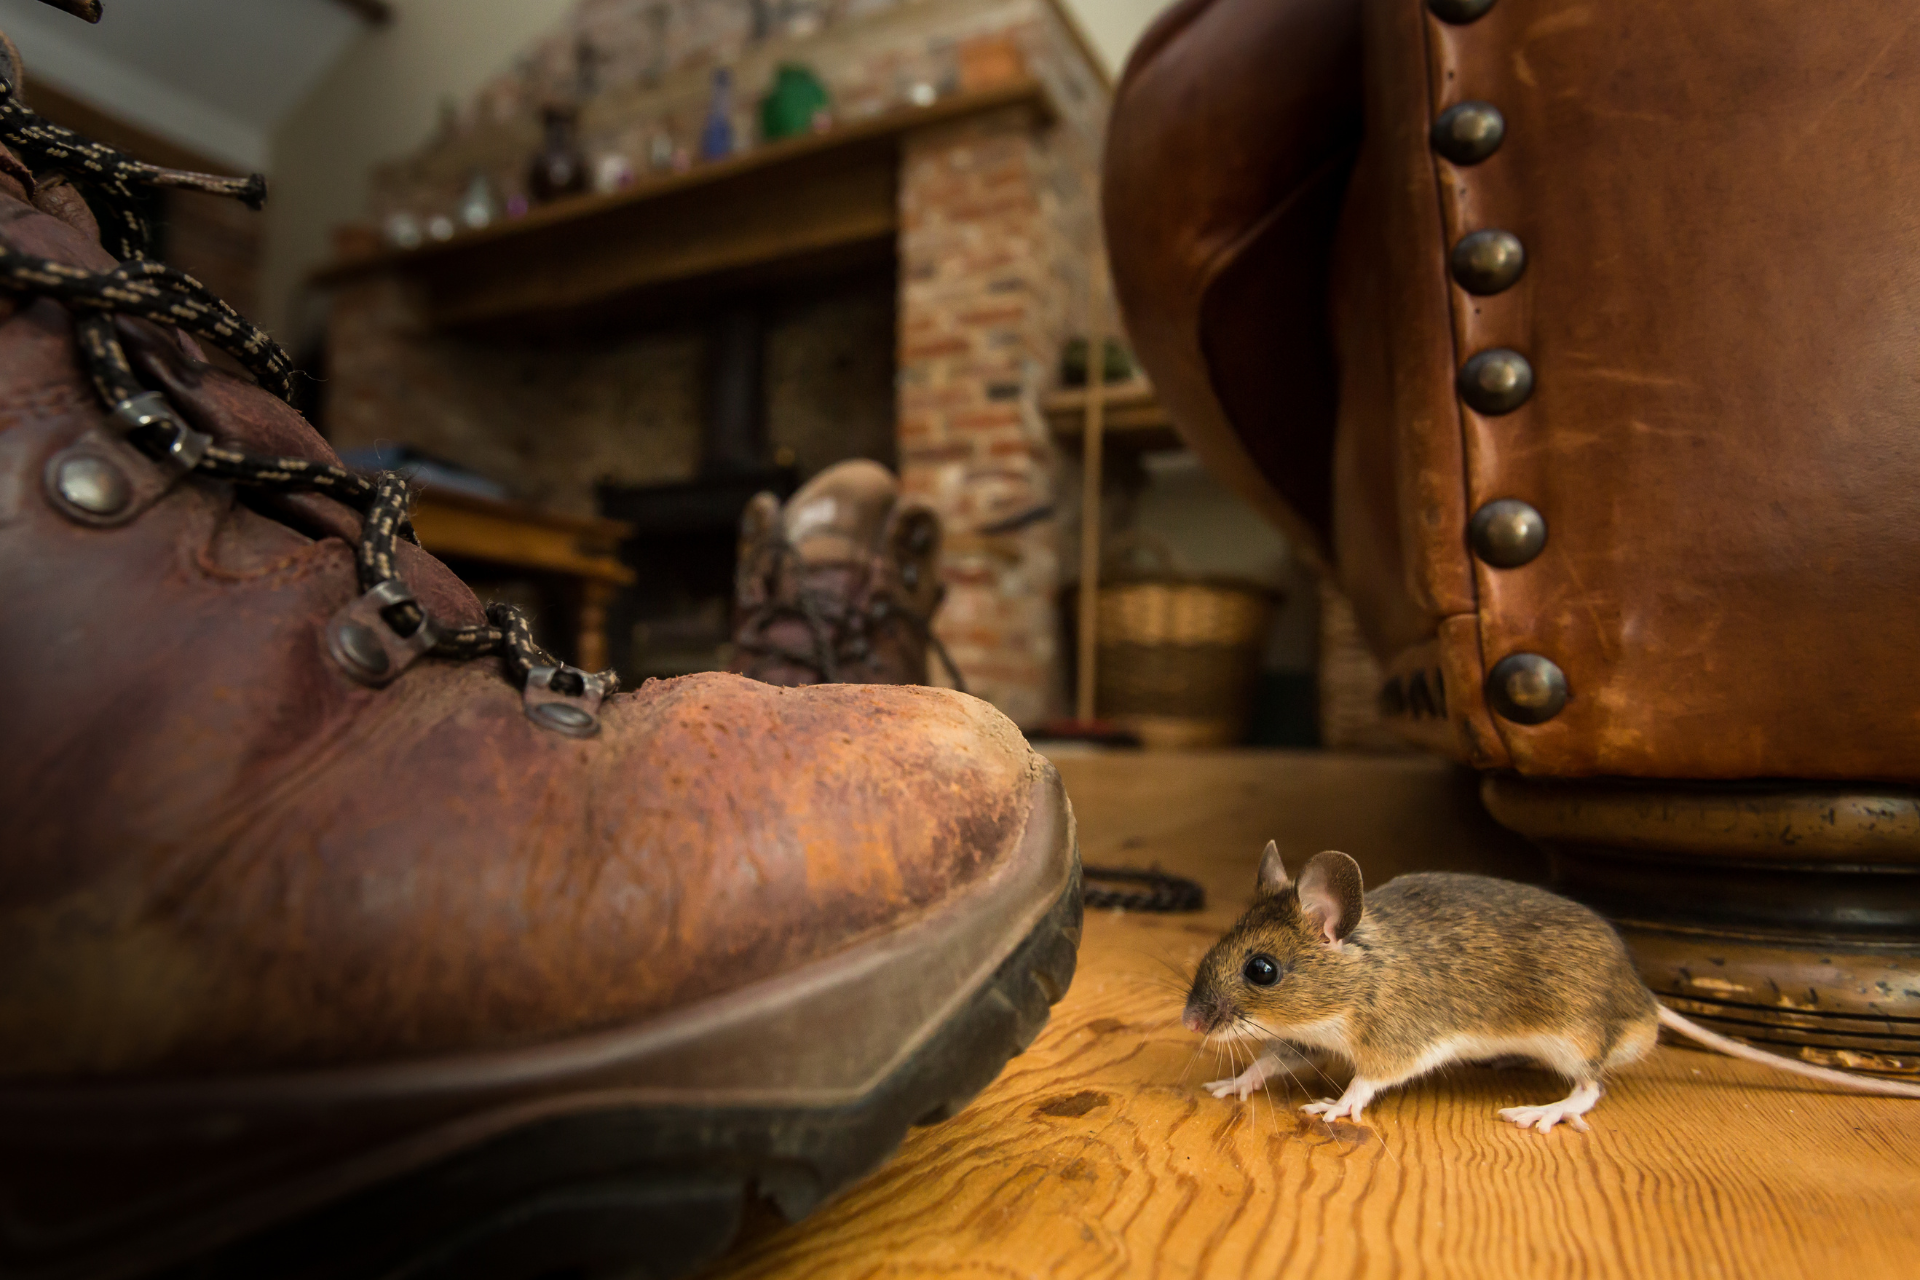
[[0, 98, 618, 723]]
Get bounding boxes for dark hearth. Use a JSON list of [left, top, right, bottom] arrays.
[[598, 467, 795, 681]]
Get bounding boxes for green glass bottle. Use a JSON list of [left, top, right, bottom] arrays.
[[760, 63, 830, 142]]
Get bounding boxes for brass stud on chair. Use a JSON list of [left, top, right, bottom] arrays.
[[1428, 0, 1498, 23], [1486, 653, 1568, 724], [1431, 101, 1506, 165], [1457, 348, 1534, 415], [1469, 498, 1546, 567], [1451, 229, 1526, 295]]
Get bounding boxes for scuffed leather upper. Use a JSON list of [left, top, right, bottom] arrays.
[[1108, 0, 1920, 782], [0, 171, 1037, 1078]]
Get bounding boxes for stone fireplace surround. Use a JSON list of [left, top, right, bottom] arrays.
[[318, 0, 1109, 727]]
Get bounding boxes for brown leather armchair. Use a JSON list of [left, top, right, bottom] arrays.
[[1106, 0, 1920, 1075]]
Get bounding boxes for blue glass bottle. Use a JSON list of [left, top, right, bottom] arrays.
[[700, 67, 736, 160]]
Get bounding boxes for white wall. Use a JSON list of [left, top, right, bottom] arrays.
[[1063, 0, 1171, 79], [261, 0, 579, 342], [0, 0, 360, 172], [260, 0, 1175, 343]]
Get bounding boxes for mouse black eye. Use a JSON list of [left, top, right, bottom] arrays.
[[1242, 954, 1280, 987]]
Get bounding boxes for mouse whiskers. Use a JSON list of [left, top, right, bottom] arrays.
[[1151, 953, 1204, 994], [1292, 1043, 1342, 1098], [1116, 967, 1199, 1032], [1127, 964, 1193, 995], [1210, 1037, 1233, 1096], [1376, 1122, 1403, 1169], [1215, 1038, 1248, 1150], [1223, 1013, 1281, 1138], [1174, 1026, 1210, 1084]]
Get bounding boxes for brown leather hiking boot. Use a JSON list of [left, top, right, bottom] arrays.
[[729, 459, 964, 690], [0, 37, 1077, 1280]]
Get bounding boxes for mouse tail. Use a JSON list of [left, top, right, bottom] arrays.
[[1656, 1005, 1920, 1098]]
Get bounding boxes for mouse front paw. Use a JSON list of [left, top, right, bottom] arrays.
[[1300, 1097, 1365, 1125], [1201, 1052, 1281, 1102], [1202, 1074, 1258, 1102]]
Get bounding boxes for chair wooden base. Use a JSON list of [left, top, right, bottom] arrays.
[[1482, 776, 1920, 1078]]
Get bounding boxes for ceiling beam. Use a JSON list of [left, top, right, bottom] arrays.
[[37, 1, 102, 24], [330, 0, 393, 25]]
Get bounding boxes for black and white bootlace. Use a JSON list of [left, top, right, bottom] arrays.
[[0, 79, 617, 735]]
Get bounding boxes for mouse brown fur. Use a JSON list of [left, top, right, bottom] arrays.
[[1183, 842, 1660, 1132], [1185, 841, 1920, 1130]]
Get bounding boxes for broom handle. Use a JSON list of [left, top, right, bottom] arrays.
[[1075, 247, 1108, 724]]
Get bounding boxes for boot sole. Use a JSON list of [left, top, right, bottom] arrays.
[[4, 764, 1080, 1280]]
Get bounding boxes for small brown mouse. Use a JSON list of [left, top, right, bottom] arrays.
[[1182, 841, 1920, 1132]]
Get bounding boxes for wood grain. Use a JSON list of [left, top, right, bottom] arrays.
[[711, 751, 1920, 1279]]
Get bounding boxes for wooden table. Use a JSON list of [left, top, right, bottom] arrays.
[[408, 489, 632, 672], [712, 751, 1920, 1279]]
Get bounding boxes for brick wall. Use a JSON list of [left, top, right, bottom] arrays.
[[893, 0, 1106, 722], [898, 107, 1063, 722]]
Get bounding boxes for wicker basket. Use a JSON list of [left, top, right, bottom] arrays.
[[1092, 548, 1276, 748], [1316, 577, 1417, 752]]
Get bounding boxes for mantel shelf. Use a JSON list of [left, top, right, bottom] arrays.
[[1042, 379, 1185, 453], [313, 78, 1056, 332]]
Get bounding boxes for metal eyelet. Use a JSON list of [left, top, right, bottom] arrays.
[[326, 580, 439, 686], [111, 391, 211, 471], [523, 664, 610, 737], [43, 426, 177, 528]]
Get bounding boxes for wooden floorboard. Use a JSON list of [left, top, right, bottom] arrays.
[[711, 751, 1920, 1279]]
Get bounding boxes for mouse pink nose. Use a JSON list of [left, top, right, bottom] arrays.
[[1181, 1005, 1208, 1034]]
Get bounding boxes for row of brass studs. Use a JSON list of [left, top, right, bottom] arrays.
[[1429, 0, 1569, 726]]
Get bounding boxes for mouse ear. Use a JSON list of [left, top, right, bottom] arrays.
[[1297, 851, 1364, 945], [1255, 839, 1290, 895]]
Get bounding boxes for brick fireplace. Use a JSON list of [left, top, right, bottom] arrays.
[[318, 0, 1108, 726]]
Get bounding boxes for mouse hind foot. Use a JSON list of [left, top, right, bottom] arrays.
[[1497, 1078, 1601, 1134]]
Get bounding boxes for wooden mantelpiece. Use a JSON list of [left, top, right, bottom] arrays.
[[313, 79, 1056, 332]]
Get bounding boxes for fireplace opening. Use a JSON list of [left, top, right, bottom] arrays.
[[598, 263, 896, 683]]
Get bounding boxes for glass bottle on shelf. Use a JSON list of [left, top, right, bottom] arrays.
[[700, 68, 736, 160], [458, 170, 497, 229], [528, 104, 589, 203]]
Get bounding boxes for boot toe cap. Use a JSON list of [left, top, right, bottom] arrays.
[[594, 673, 1044, 1001]]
